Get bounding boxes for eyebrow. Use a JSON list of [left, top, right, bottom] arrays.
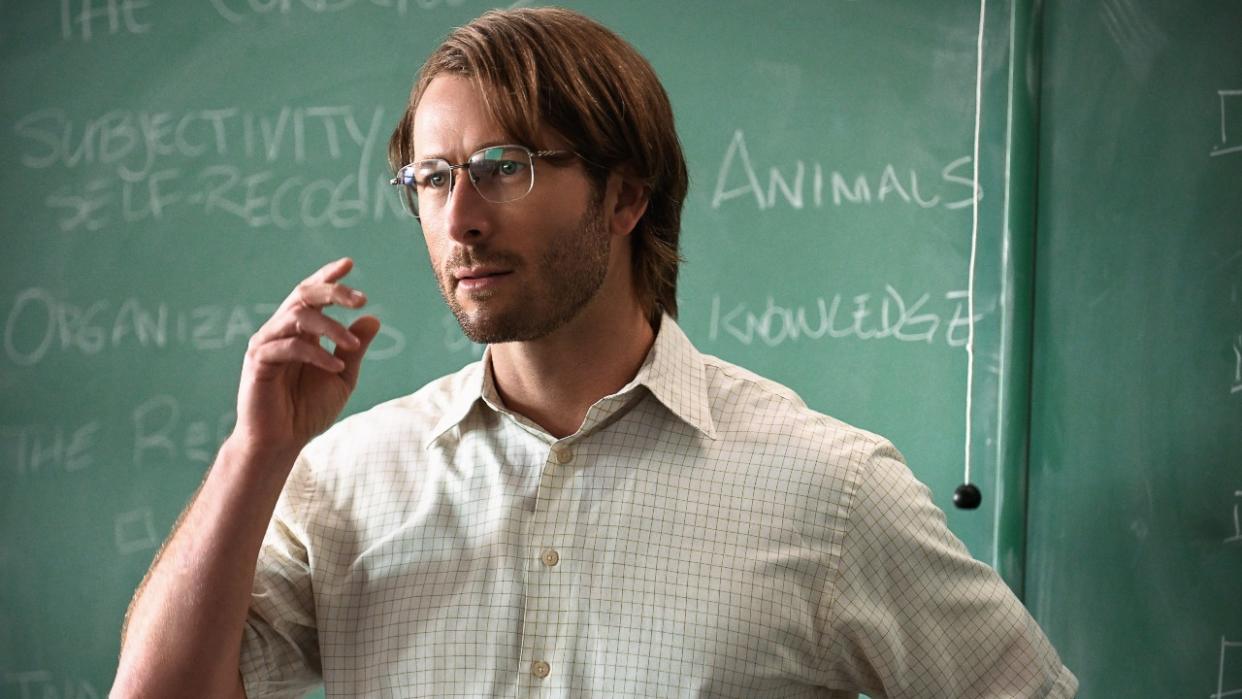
[[415, 140, 521, 162]]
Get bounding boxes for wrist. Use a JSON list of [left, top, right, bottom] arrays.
[[215, 433, 302, 484]]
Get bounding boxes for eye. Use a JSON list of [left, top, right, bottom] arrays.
[[413, 161, 449, 189], [497, 160, 522, 176]]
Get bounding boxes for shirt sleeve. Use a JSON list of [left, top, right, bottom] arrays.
[[821, 441, 1078, 698], [238, 455, 323, 699]]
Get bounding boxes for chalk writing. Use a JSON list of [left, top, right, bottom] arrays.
[[1232, 333, 1241, 395], [210, 0, 467, 23], [711, 129, 979, 212], [16, 106, 383, 175], [706, 287, 982, 348], [43, 168, 405, 232], [3, 671, 100, 699], [114, 507, 158, 555], [1227, 491, 1242, 545], [132, 395, 234, 468], [0, 422, 100, 478], [61, 0, 151, 41], [13, 106, 400, 230], [1212, 90, 1242, 158], [2, 290, 406, 366], [1213, 636, 1242, 699]]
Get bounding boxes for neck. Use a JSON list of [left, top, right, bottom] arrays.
[[489, 297, 655, 440]]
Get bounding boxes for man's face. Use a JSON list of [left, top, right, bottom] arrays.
[[411, 75, 612, 344]]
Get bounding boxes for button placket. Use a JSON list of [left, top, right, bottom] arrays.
[[519, 441, 574, 693]]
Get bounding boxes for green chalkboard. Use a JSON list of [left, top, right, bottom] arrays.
[[1026, 0, 1242, 696], [0, 1, 1038, 694]]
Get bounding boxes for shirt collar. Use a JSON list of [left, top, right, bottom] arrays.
[[624, 314, 718, 440], [424, 352, 490, 448], [424, 314, 718, 449]]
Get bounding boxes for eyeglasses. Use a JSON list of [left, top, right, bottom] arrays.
[[390, 144, 575, 220]]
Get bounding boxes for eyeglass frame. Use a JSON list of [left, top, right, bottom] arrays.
[[389, 144, 577, 220]]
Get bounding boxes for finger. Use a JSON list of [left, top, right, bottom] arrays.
[[250, 336, 345, 375], [309, 257, 354, 285], [281, 280, 367, 314], [251, 304, 358, 350], [335, 315, 381, 388], [290, 307, 360, 350]]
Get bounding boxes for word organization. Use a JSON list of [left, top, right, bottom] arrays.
[[2, 288, 406, 367], [711, 129, 980, 213], [706, 287, 982, 349]]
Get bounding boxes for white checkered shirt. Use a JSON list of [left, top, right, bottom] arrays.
[[239, 315, 1077, 698]]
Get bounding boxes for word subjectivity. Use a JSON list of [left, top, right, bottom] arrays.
[[706, 287, 982, 349], [1212, 90, 1242, 158], [16, 106, 386, 177], [13, 106, 399, 231], [711, 129, 980, 212], [211, 0, 466, 23], [2, 288, 406, 367], [4, 671, 100, 699], [60, 0, 152, 42]]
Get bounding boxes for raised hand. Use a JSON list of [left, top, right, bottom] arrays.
[[234, 257, 381, 458]]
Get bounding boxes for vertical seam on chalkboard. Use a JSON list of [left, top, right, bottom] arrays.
[[966, 0, 987, 489], [993, 0, 1018, 570]]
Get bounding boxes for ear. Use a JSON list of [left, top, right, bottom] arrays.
[[606, 172, 650, 238]]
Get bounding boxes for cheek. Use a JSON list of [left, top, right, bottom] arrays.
[[421, 227, 447, 269]]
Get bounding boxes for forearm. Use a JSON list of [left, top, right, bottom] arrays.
[[113, 436, 299, 698]]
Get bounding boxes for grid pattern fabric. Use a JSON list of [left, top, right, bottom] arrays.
[[239, 316, 1078, 698]]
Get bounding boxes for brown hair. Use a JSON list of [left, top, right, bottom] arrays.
[[388, 7, 687, 323]]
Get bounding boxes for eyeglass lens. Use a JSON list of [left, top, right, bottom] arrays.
[[399, 146, 536, 217]]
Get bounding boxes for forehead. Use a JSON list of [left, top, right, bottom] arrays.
[[412, 75, 508, 158]]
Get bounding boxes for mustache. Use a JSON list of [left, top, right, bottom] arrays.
[[443, 246, 523, 273]]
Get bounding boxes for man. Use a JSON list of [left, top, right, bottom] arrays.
[[114, 8, 1077, 698]]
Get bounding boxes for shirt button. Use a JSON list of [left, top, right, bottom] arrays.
[[541, 549, 560, 567], [532, 660, 551, 679], [552, 446, 574, 465]]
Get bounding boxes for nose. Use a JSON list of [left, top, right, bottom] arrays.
[[441, 168, 492, 246]]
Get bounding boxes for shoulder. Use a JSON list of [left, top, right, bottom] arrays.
[[300, 360, 482, 463], [699, 351, 899, 467]]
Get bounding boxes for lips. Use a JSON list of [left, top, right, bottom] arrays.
[[453, 266, 514, 292], [454, 266, 512, 282]]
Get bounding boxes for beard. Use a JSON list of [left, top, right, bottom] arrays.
[[437, 192, 611, 344]]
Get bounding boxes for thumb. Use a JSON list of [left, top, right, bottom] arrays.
[[336, 315, 382, 388]]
